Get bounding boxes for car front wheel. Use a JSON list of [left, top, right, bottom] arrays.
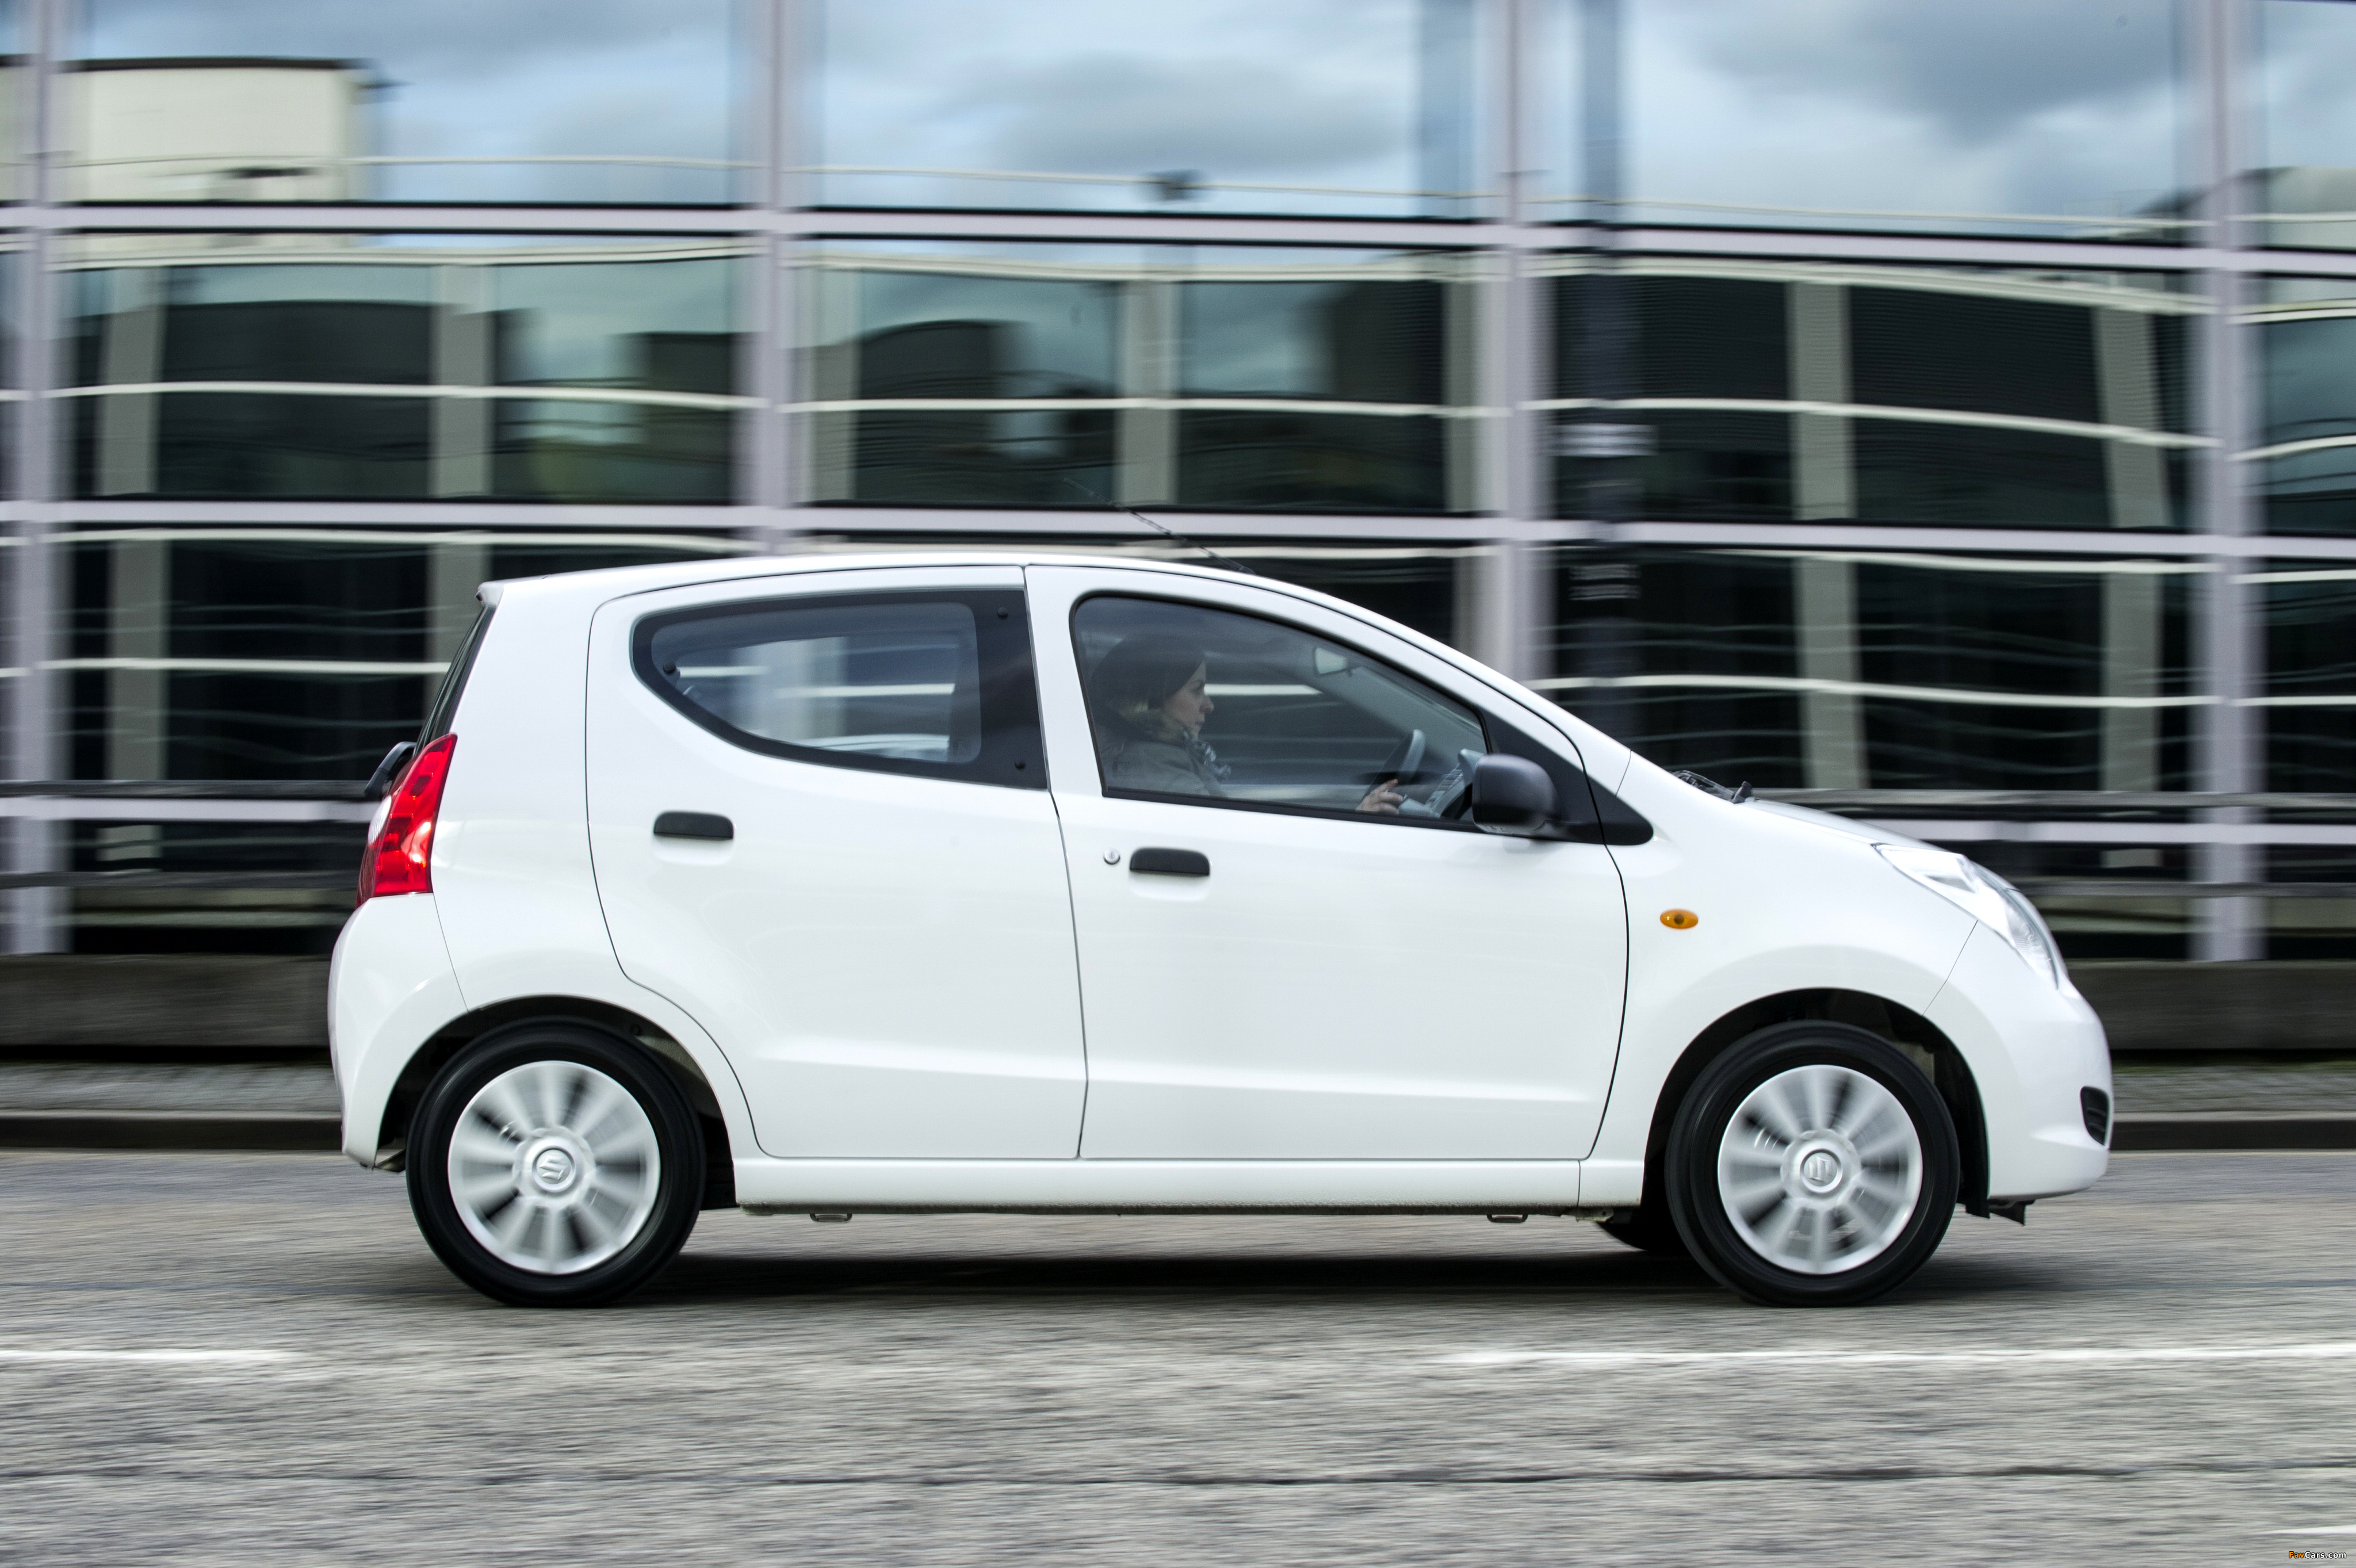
[[1664, 1022, 1959, 1307], [407, 1023, 703, 1307]]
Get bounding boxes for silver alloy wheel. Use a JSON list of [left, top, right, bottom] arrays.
[[1716, 1064, 1923, 1276], [447, 1060, 661, 1275]]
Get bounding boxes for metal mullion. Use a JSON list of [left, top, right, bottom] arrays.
[[1619, 226, 2214, 273], [772, 509, 1543, 544], [734, 0, 791, 553], [8, 0, 64, 953], [46, 500, 774, 530], [770, 0, 807, 546], [1473, 0, 1542, 680], [2195, 0, 2259, 961]]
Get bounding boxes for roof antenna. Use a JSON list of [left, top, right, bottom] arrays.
[[1060, 475, 1257, 576]]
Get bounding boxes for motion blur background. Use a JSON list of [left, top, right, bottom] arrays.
[[2, 0, 2355, 1031]]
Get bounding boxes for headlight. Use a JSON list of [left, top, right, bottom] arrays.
[[1875, 844, 2064, 988]]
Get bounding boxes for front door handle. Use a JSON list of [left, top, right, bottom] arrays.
[[653, 811, 733, 842], [1129, 847, 1209, 877]]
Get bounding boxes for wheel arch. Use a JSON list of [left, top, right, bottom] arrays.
[[377, 996, 736, 1208], [1638, 988, 1990, 1217]]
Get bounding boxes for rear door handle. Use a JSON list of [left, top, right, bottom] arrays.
[[1129, 847, 1209, 877], [653, 811, 733, 841]]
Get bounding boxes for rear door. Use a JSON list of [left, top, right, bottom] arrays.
[[586, 565, 1086, 1159]]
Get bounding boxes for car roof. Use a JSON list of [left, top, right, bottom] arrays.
[[481, 548, 1301, 610]]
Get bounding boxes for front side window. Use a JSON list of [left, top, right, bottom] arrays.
[[635, 588, 1042, 788], [1073, 594, 1487, 823]]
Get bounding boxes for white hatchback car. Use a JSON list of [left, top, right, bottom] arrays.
[[331, 552, 2110, 1309]]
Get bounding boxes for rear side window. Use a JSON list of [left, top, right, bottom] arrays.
[[633, 588, 1043, 789], [421, 604, 494, 743]]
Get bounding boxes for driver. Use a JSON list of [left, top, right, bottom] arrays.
[[1091, 634, 1404, 812]]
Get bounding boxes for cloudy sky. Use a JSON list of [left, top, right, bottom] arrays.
[[81, 0, 742, 202], [68, 0, 2356, 227], [1627, 0, 2183, 232], [813, 0, 1444, 214]]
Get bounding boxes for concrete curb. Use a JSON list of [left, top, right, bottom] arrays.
[[0, 1111, 341, 1151], [2112, 1112, 2356, 1151], [1, 1110, 2353, 1155]]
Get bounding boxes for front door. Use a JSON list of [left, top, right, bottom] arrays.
[[586, 565, 1087, 1160], [1030, 567, 1630, 1161]]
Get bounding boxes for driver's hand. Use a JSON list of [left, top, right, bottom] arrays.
[[1356, 778, 1404, 814]]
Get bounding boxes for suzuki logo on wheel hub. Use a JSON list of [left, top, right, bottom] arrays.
[[1800, 1149, 1842, 1192], [531, 1147, 578, 1194]]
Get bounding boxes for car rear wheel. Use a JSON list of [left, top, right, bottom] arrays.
[[1664, 1022, 1958, 1307], [407, 1023, 703, 1307]]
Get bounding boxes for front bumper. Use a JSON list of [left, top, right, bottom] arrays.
[[1927, 923, 2113, 1202]]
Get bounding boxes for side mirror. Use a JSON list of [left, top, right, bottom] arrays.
[[1469, 753, 1556, 836]]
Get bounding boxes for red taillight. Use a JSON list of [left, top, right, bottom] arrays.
[[358, 735, 456, 905]]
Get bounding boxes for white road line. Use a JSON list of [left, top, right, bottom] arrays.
[[2266, 1526, 2356, 1535], [1441, 1343, 2356, 1369], [0, 1349, 294, 1364]]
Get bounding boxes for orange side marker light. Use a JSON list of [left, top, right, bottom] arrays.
[[1661, 909, 1699, 930]]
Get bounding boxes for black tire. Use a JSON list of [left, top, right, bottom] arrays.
[[1598, 1197, 1689, 1257], [407, 1022, 703, 1307], [1664, 1022, 1958, 1307]]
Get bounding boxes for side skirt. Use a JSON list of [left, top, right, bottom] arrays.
[[733, 1157, 1593, 1214]]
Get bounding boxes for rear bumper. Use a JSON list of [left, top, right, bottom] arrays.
[[1927, 924, 2113, 1202], [328, 894, 464, 1167]]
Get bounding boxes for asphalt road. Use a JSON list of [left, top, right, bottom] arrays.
[[2, 1152, 2353, 1566]]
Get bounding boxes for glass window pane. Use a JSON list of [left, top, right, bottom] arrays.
[[64, 527, 739, 782], [2257, 276, 2356, 536], [0, 1, 26, 202], [67, 821, 365, 956], [65, 235, 745, 503], [1552, 259, 2198, 530], [804, 243, 1475, 515], [810, 0, 1483, 217], [2258, 0, 2356, 250], [791, 533, 1475, 649], [1074, 593, 1485, 817], [646, 597, 985, 767], [2260, 560, 2356, 790], [1628, 0, 2184, 240], [70, 0, 744, 204], [1543, 548, 2200, 792]]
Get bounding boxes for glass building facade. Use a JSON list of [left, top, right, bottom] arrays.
[[7, 0, 2356, 964]]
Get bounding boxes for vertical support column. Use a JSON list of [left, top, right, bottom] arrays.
[[1472, 0, 1544, 681], [2096, 304, 2171, 531], [7, 0, 62, 951], [431, 262, 491, 498], [765, 0, 806, 550], [2195, 0, 2258, 961], [1550, 0, 1638, 722], [1795, 556, 1865, 788], [1789, 278, 1853, 521], [1116, 269, 1175, 507], [2102, 569, 2163, 792], [95, 266, 159, 496]]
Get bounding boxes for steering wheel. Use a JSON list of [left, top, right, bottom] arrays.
[[1395, 728, 1426, 789], [1425, 748, 1481, 820]]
